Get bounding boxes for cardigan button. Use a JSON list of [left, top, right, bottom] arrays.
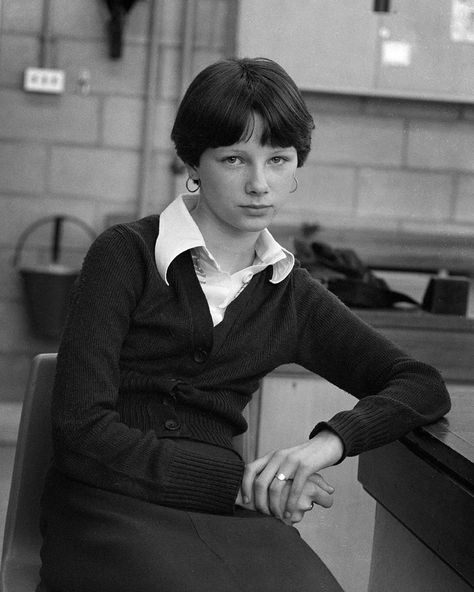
[[164, 419, 181, 431], [193, 348, 208, 363]]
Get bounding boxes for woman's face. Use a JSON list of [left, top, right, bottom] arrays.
[[187, 114, 298, 237]]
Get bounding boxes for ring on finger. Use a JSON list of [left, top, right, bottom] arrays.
[[275, 472, 290, 482]]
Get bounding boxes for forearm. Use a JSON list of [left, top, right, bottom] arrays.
[[295, 279, 451, 456], [309, 359, 451, 458]]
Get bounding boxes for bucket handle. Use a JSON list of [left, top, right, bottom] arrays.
[[13, 215, 97, 269]]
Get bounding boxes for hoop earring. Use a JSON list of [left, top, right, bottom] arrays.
[[290, 176, 298, 194], [186, 177, 200, 193]]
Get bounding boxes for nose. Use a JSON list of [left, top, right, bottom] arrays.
[[245, 164, 269, 196]]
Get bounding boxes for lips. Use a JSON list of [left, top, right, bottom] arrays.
[[239, 205, 273, 216]]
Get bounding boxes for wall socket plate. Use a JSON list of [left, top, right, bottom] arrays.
[[23, 67, 65, 94]]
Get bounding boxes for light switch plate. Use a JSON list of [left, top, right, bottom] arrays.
[[23, 67, 65, 94]]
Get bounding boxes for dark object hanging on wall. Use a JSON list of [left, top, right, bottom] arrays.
[[13, 216, 96, 340], [103, 0, 141, 59], [373, 0, 391, 12]]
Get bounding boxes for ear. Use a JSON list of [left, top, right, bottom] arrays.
[[185, 162, 199, 181]]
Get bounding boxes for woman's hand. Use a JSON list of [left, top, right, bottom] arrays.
[[240, 429, 344, 520], [277, 472, 335, 524], [235, 472, 335, 524]]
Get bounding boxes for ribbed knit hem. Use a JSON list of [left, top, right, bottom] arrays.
[[161, 445, 244, 514], [177, 406, 238, 449]]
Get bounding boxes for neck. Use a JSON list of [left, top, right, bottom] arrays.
[[191, 213, 259, 274], [205, 232, 258, 274], [214, 245, 256, 275]]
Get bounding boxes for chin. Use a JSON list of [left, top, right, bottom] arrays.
[[239, 219, 272, 233]]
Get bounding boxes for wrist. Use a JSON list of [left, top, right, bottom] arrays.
[[310, 429, 344, 466]]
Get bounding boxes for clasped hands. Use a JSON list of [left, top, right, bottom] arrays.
[[235, 429, 344, 526]]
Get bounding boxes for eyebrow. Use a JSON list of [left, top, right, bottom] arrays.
[[215, 146, 296, 154]]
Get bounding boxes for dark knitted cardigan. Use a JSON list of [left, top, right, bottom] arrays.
[[50, 215, 451, 514]]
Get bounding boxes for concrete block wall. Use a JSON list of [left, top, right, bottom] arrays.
[[0, 0, 473, 402], [0, 0, 237, 402], [281, 94, 474, 236]]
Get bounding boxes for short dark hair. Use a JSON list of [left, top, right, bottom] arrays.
[[171, 57, 315, 168]]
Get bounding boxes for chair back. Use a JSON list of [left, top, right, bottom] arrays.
[[0, 352, 259, 590], [1, 353, 57, 592]]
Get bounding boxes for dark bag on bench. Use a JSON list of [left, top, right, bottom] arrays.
[[294, 236, 420, 310]]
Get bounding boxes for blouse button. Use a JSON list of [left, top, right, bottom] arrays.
[[193, 348, 208, 363], [164, 419, 181, 431]]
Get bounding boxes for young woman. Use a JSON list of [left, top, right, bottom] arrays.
[[38, 57, 450, 592]]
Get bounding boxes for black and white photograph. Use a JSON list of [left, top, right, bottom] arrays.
[[0, 2, 473, 591]]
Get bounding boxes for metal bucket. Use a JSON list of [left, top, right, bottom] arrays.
[[13, 215, 96, 340]]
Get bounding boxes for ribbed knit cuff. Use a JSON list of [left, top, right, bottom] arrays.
[[160, 445, 244, 515], [310, 402, 416, 460]]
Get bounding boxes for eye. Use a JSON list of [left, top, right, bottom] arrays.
[[269, 155, 287, 165], [222, 156, 243, 165]]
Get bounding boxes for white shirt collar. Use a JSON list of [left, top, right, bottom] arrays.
[[253, 228, 294, 284], [155, 194, 294, 285]]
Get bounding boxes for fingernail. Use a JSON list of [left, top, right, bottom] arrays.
[[284, 511, 291, 519], [243, 496, 250, 504]]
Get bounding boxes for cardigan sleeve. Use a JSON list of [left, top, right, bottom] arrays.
[[293, 269, 451, 458], [50, 226, 243, 513]]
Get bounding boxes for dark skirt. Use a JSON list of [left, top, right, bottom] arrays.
[[39, 446, 343, 592]]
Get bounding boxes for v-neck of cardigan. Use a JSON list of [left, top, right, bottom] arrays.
[[169, 250, 269, 359]]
